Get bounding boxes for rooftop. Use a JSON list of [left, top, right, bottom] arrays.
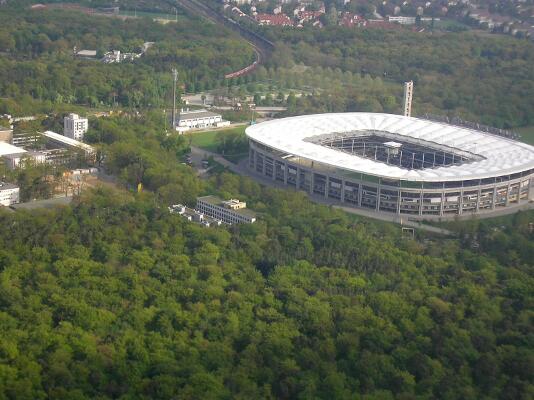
[[256, 13, 294, 26], [178, 109, 222, 120], [198, 195, 257, 218], [76, 50, 97, 57], [42, 131, 95, 154], [0, 182, 19, 190], [246, 113, 534, 182], [0, 142, 26, 157]]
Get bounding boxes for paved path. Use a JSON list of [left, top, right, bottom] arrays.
[[10, 196, 73, 211]]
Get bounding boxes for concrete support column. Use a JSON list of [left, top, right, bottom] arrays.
[[505, 182, 511, 205], [310, 173, 315, 195], [376, 186, 381, 211], [419, 191, 423, 216], [358, 184, 363, 207], [476, 187, 481, 212], [325, 176, 329, 198], [491, 186, 497, 209], [458, 189, 464, 215], [250, 149, 255, 170], [296, 167, 300, 190], [341, 180, 345, 203], [440, 191, 445, 216], [396, 191, 401, 215], [283, 162, 288, 185]]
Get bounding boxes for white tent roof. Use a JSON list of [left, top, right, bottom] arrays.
[[0, 142, 26, 157], [246, 113, 534, 182], [43, 131, 95, 154]]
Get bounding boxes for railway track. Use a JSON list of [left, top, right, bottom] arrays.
[[171, 0, 273, 78]]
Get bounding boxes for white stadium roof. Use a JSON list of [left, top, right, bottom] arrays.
[[246, 113, 534, 182]]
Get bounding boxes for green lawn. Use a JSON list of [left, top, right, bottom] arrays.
[[119, 10, 179, 21], [433, 19, 470, 31], [188, 126, 249, 163], [189, 130, 220, 152], [188, 126, 247, 153], [516, 126, 534, 145]]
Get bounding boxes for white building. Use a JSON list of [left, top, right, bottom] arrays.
[[0, 182, 20, 206], [177, 109, 225, 130], [3, 151, 46, 169], [196, 196, 256, 224], [387, 15, 417, 24], [64, 113, 88, 141], [246, 113, 534, 219]]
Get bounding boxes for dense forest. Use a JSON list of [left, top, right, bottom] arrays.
[[0, 104, 533, 399], [0, 169, 533, 399], [259, 27, 534, 128], [0, 2, 533, 398], [0, 6, 254, 113]]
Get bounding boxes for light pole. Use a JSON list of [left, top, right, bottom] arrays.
[[171, 68, 178, 131]]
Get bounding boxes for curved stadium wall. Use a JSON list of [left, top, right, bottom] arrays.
[[245, 113, 534, 217]]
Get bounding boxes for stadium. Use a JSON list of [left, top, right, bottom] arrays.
[[245, 113, 534, 218]]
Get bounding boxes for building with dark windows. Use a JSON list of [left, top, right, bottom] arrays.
[[196, 196, 256, 224], [245, 113, 534, 218]]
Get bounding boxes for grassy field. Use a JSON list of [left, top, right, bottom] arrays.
[[118, 10, 179, 21], [516, 126, 534, 145], [433, 19, 470, 31], [189, 126, 247, 152], [189, 130, 220, 152], [188, 126, 249, 163]]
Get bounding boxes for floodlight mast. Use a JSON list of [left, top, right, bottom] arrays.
[[403, 81, 414, 117], [171, 68, 178, 131]]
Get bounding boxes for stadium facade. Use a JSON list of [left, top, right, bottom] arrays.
[[245, 113, 534, 217]]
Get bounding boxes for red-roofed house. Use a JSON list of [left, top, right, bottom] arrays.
[[297, 10, 324, 24], [339, 12, 366, 28], [256, 13, 294, 26]]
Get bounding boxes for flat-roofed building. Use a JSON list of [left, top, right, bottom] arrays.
[[11, 130, 41, 148], [0, 182, 20, 206], [196, 195, 256, 224], [76, 49, 97, 59], [3, 151, 46, 169], [177, 109, 224, 130]]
